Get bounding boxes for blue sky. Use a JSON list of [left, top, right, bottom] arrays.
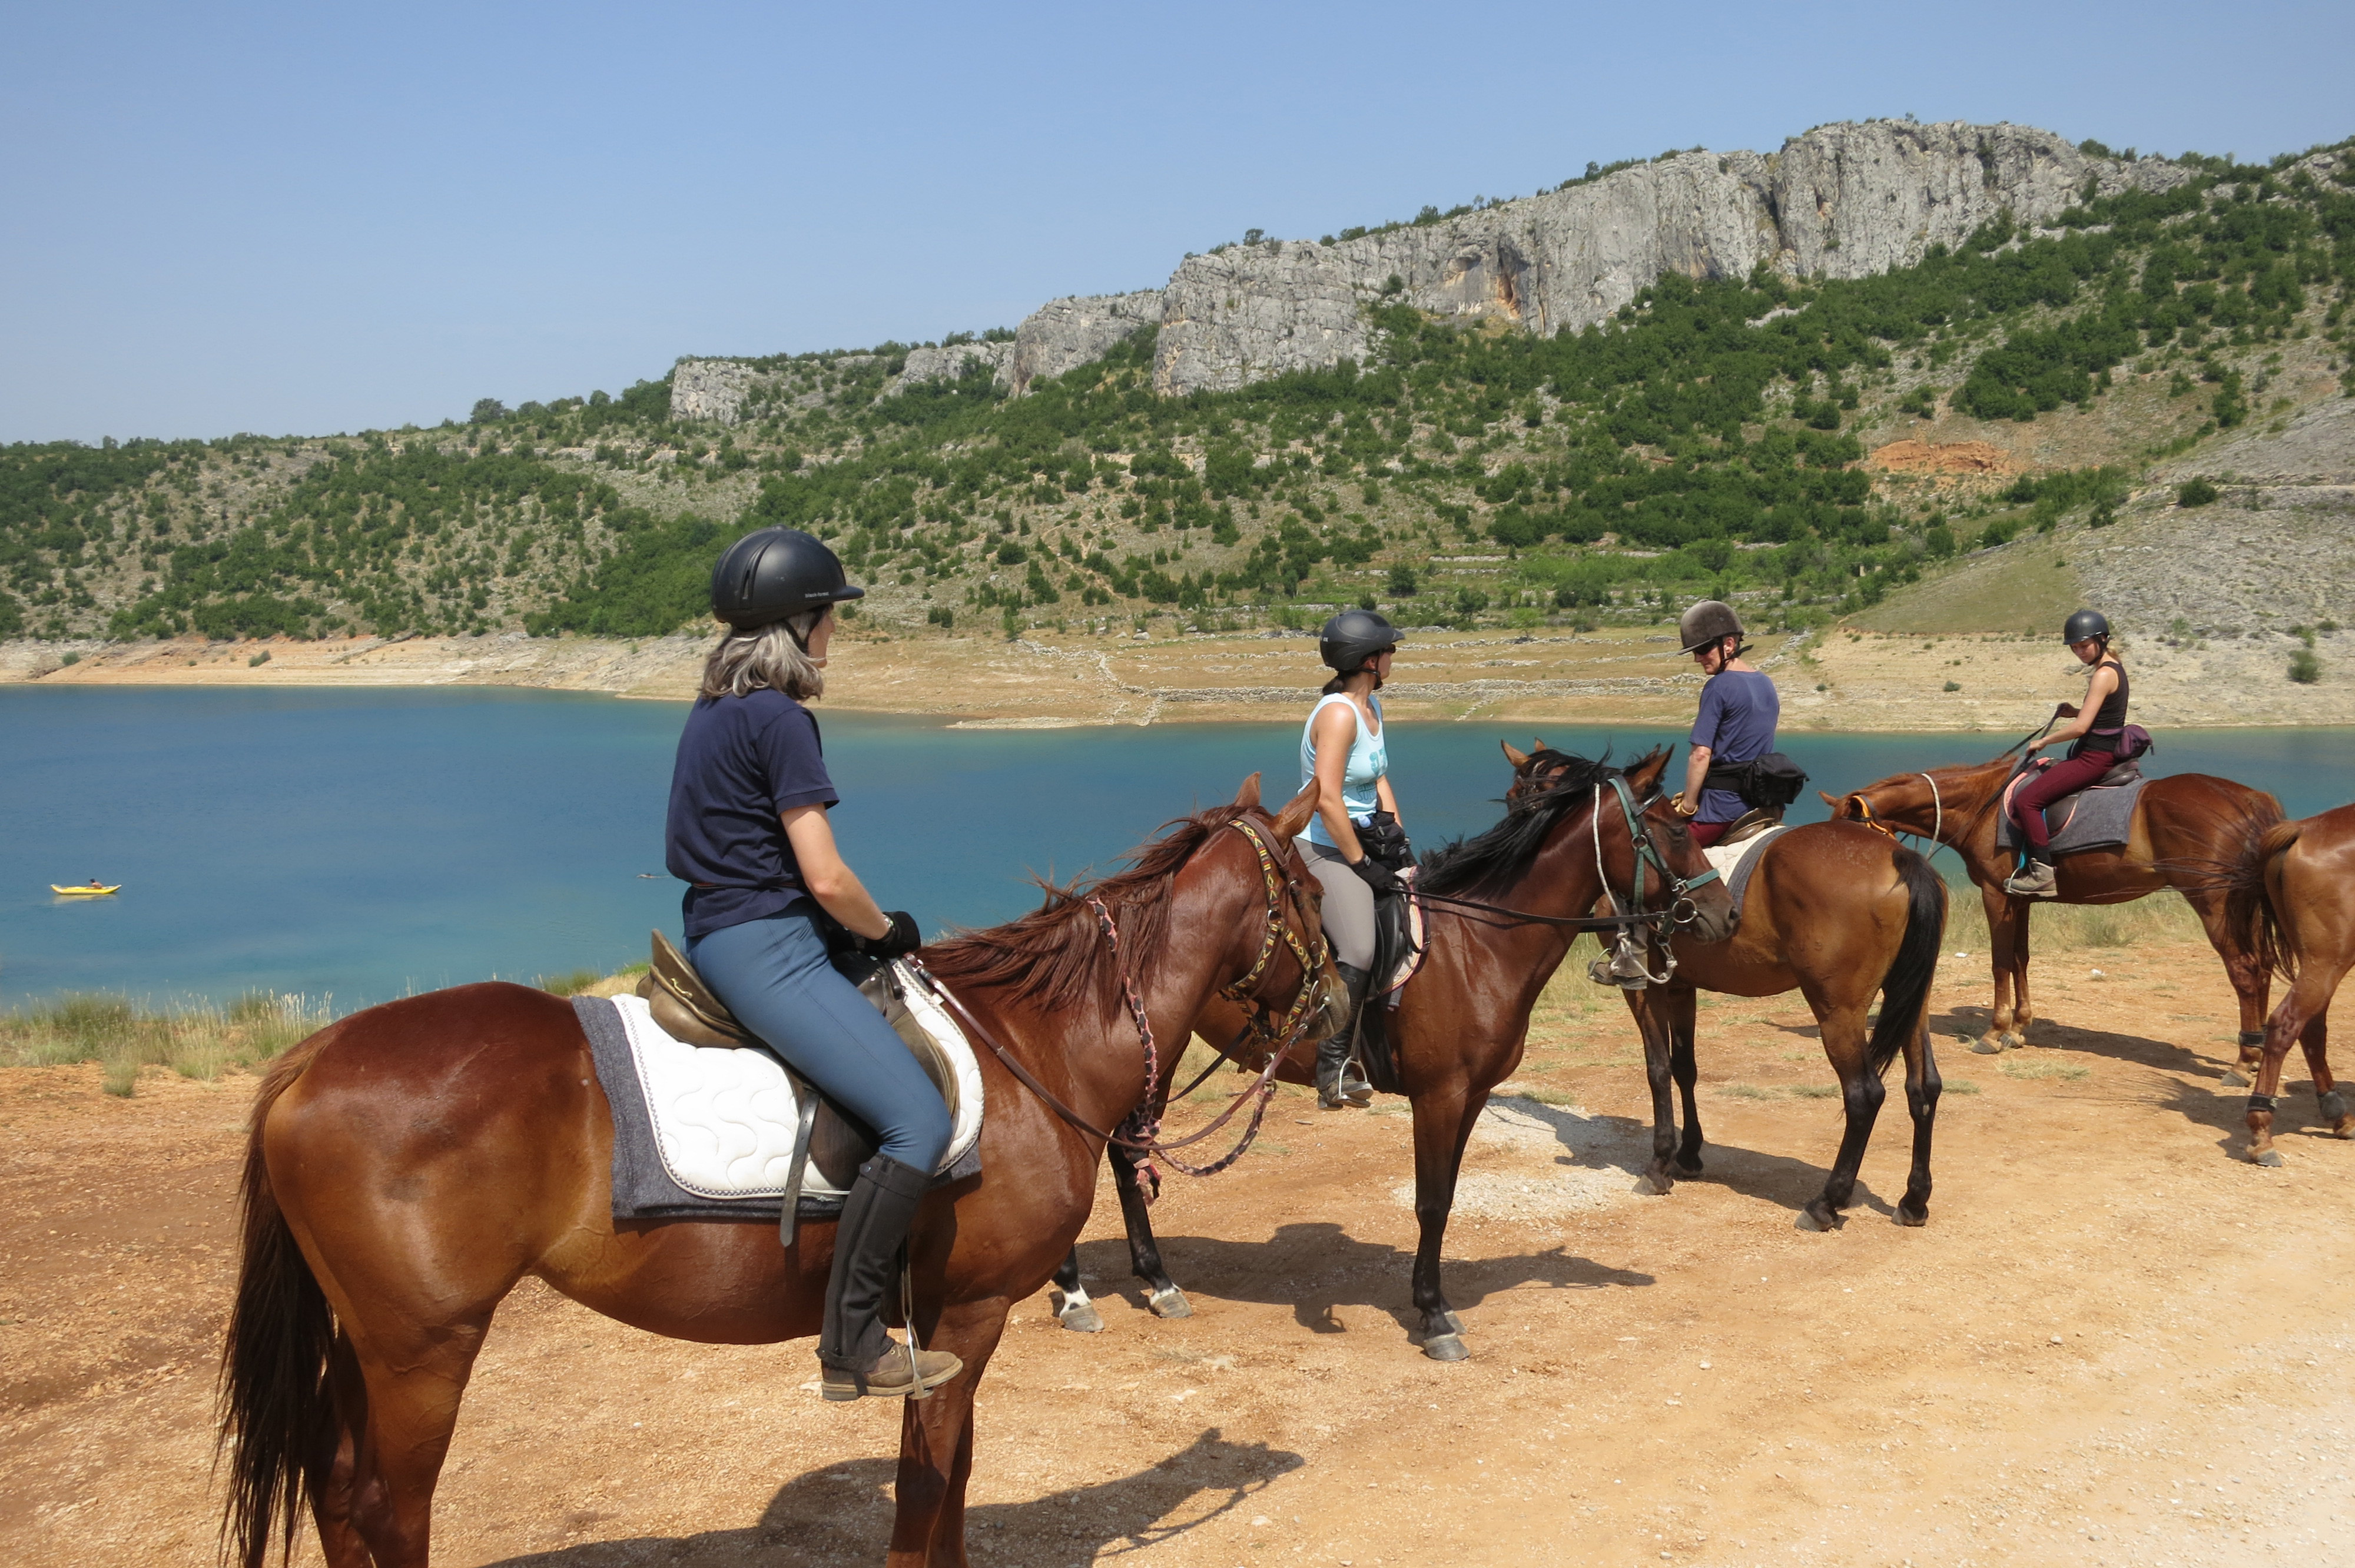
[[4, 0, 2349, 443]]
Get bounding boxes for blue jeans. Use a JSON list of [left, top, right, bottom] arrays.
[[688, 909, 951, 1171]]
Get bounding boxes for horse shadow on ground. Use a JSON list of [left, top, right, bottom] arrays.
[[1076, 1216, 1652, 1340], [1931, 1004, 2234, 1079], [486, 1426, 1302, 1567]]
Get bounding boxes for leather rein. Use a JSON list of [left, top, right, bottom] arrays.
[[1419, 772, 1722, 936], [923, 817, 1328, 1178]]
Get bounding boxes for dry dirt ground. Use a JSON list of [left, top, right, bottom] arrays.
[[6, 935, 2354, 1567]]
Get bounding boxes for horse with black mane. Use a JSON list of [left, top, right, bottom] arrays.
[[217, 778, 1339, 1568], [1048, 746, 1737, 1360], [1508, 743, 1948, 1231]]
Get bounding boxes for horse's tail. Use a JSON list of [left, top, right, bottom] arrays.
[[217, 1035, 337, 1568], [1869, 845, 1948, 1077], [2225, 816, 2306, 983]]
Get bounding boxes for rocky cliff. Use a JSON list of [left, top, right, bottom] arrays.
[[673, 119, 2195, 418]]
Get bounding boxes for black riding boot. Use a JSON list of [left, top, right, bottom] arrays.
[[1316, 964, 1375, 1110], [819, 1154, 964, 1401]]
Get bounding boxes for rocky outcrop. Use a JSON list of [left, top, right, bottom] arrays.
[[669, 360, 759, 424], [1152, 121, 2194, 394], [884, 340, 1013, 395], [1009, 290, 1164, 393]]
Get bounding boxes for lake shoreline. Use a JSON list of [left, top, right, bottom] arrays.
[[5, 622, 2347, 730]]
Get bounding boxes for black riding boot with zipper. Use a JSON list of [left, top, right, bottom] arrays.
[[819, 1154, 964, 1401], [1316, 963, 1375, 1110]]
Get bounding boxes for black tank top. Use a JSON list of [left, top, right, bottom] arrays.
[[2081, 660, 2128, 752]]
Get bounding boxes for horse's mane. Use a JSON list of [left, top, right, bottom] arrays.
[[923, 805, 1246, 1012], [1418, 746, 1656, 901]]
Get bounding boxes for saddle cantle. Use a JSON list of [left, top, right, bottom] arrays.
[[639, 929, 752, 1047]]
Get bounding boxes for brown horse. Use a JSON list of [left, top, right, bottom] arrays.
[[1505, 746, 1949, 1231], [2218, 805, 2355, 1162], [1047, 746, 1738, 1360], [1831, 750, 2282, 1067], [217, 778, 1340, 1568]]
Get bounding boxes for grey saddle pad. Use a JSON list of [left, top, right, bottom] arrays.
[[1995, 770, 2146, 856]]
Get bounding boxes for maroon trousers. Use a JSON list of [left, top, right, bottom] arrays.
[[1690, 818, 1732, 849], [2009, 749, 2117, 855]]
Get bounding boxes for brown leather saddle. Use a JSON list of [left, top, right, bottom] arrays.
[[635, 930, 962, 1244], [1716, 805, 1785, 848]]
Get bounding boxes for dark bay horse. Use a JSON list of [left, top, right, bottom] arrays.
[[1048, 747, 1737, 1361], [218, 778, 1339, 1568], [1507, 746, 1949, 1231], [2220, 804, 2355, 1162], [1832, 753, 2282, 1067]]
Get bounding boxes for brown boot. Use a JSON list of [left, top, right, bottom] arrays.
[[821, 1344, 964, 1401], [2004, 858, 2058, 899]]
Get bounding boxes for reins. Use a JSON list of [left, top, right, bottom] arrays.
[[923, 816, 1326, 1182], [1430, 770, 1720, 936]]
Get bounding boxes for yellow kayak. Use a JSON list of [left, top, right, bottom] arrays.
[[52, 884, 121, 896]]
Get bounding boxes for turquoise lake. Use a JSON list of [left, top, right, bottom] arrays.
[[4, 685, 2349, 1011]]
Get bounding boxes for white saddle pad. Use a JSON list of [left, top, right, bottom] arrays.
[[1703, 825, 1788, 913], [608, 966, 984, 1204]]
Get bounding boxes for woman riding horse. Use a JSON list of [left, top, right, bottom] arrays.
[[2004, 608, 2131, 899], [668, 526, 956, 1401], [1674, 600, 1779, 849]]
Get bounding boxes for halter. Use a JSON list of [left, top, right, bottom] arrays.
[[1851, 772, 1949, 865]]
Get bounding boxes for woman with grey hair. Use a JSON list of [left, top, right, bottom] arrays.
[[665, 526, 959, 1402]]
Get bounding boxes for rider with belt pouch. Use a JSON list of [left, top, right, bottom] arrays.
[[2004, 608, 2131, 900], [1673, 600, 1782, 849], [666, 527, 961, 1403]]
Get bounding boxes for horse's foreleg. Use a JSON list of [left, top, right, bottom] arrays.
[[1049, 1250, 1101, 1333], [1897, 1026, 1941, 1227], [1109, 1145, 1189, 1318], [1978, 890, 2026, 1053], [1667, 987, 1704, 1175], [888, 1297, 1010, 1568], [1408, 1089, 1486, 1361], [1624, 991, 1683, 1195], [1800, 1008, 1886, 1232]]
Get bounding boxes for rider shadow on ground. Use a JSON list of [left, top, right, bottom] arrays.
[[486, 1426, 1303, 1567], [1932, 1005, 2230, 1079]]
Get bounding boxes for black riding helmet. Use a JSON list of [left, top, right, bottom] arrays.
[[2062, 608, 2111, 645], [711, 527, 864, 633], [1319, 609, 1402, 675], [1677, 599, 1745, 655]]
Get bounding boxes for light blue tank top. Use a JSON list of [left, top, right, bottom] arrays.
[[1300, 692, 1387, 849]]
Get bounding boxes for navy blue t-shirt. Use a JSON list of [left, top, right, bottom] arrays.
[[666, 689, 839, 940], [1690, 669, 1780, 824]]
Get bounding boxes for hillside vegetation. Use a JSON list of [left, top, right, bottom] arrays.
[[4, 138, 2351, 647]]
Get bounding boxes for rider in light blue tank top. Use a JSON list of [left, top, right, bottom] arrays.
[[1300, 691, 1388, 848]]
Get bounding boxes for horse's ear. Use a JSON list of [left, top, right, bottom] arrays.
[[1233, 772, 1263, 810], [1627, 749, 1672, 792], [1501, 739, 1530, 769], [1270, 780, 1318, 842], [1531, 735, 1550, 753], [1817, 789, 1845, 809]]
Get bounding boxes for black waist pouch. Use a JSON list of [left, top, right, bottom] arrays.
[[1705, 752, 1809, 810], [1356, 809, 1415, 872]]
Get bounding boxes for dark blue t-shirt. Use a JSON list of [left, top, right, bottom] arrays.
[[666, 689, 839, 940], [1690, 669, 1780, 824]]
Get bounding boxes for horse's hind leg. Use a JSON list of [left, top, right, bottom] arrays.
[[1049, 1250, 1102, 1333], [1896, 1027, 1941, 1227], [1625, 989, 1684, 1195], [2302, 1002, 2353, 1138], [1799, 1005, 1886, 1232], [1408, 1089, 1487, 1360], [1110, 1145, 1190, 1318], [314, 1306, 496, 1566]]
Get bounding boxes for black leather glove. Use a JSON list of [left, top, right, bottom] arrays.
[[1350, 857, 1404, 895], [870, 911, 923, 958]]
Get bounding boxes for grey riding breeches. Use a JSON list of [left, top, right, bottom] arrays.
[[1303, 839, 1378, 970]]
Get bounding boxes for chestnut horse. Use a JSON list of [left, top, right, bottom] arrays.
[[1832, 751, 2281, 1067], [217, 778, 1339, 1568], [2218, 804, 2355, 1162], [1047, 747, 1737, 1360], [1505, 746, 1949, 1231]]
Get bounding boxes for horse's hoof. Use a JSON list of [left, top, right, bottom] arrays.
[[2333, 1121, 2355, 1141], [1675, 1157, 1705, 1177], [2251, 1150, 2286, 1168], [2317, 1089, 2350, 1123], [1633, 1172, 1674, 1196], [1970, 1039, 2003, 1056], [1796, 1208, 1836, 1233], [2002, 1033, 2027, 1052], [1895, 1204, 1929, 1228], [2220, 1068, 2251, 1088], [1421, 1333, 1470, 1362], [1057, 1302, 1104, 1334], [1146, 1288, 1193, 1319]]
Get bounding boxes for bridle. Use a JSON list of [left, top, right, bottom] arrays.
[[927, 815, 1331, 1184], [1428, 762, 1719, 937]]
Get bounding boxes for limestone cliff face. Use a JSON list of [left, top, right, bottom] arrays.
[[673, 120, 2195, 416], [1151, 121, 2193, 394]]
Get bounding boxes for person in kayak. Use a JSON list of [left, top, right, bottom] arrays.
[[1673, 600, 1780, 848], [2004, 609, 2130, 899], [1298, 609, 1410, 1109], [666, 526, 960, 1402]]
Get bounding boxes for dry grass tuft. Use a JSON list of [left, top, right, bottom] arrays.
[[1941, 888, 2207, 953], [1, 992, 333, 1096]]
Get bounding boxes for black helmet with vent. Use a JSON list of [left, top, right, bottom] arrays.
[[2062, 609, 2111, 645], [1677, 599, 1745, 655], [710, 527, 864, 632], [1319, 610, 1402, 675]]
